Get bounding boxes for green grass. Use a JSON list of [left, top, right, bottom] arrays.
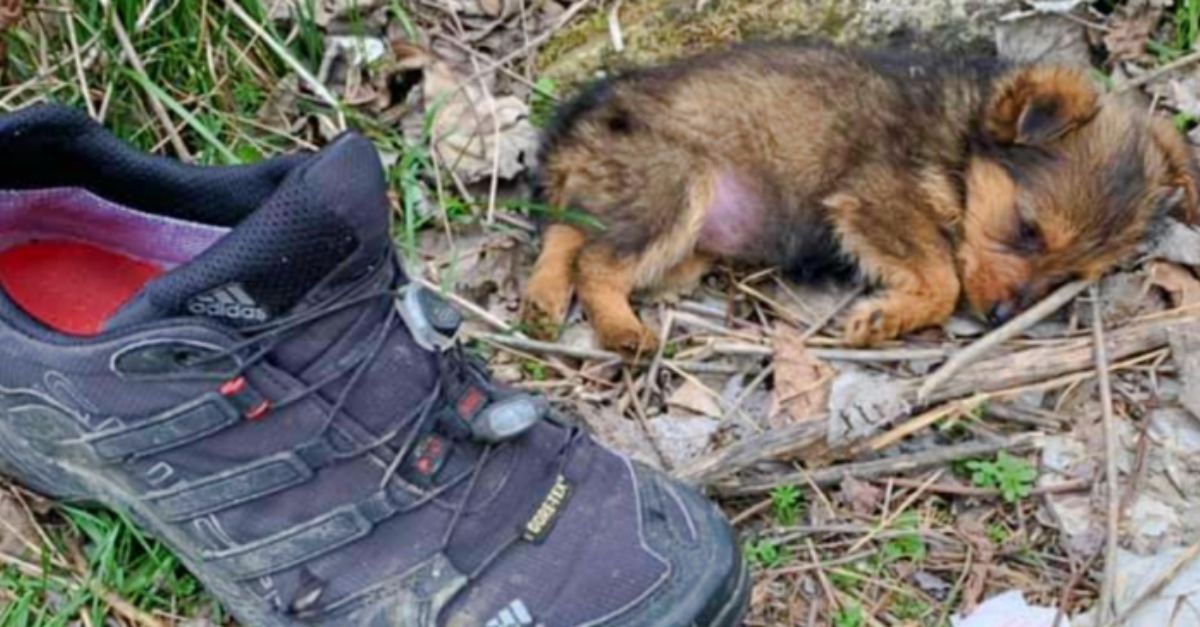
[[0, 504, 218, 626]]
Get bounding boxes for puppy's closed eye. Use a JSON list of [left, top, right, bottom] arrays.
[[1011, 217, 1044, 254]]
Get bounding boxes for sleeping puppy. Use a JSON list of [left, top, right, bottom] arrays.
[[520, 42, 1200, 354]]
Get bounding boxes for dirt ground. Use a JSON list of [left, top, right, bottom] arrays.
[[5, 0, 1200, 625]]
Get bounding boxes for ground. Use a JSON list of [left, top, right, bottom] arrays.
[[2, 1, 1200, 626]]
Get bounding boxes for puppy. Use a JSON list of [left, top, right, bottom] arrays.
[[521, 42, 1200, 354]]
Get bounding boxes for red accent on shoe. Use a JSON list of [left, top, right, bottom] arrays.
[[456, 387, 486, 420], [245, 400, 272, 421], [220, 376, 248, 397]]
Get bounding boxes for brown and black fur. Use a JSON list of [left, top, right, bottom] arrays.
[[522, 42, 1200, 354]]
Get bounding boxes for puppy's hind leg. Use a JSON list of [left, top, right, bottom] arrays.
[[521, 224, 587, 340], [651, 253, 713, 301], [576, 244, 660, 356]]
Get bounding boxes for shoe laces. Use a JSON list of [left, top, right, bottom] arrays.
[[175, 258, 579, 611]]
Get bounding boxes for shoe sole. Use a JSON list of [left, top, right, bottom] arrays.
[[705, 555, 751, 627], [0, 411, 752, 626]]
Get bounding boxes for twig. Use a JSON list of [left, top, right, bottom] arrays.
[[1101, 538, 1200, 627], [109, 9, 191, 161], [64, 9, 95, 119], [879, 477, 1088, 498], [461, 0, 594, 83], [808, 284, 865, 340], [847, 470, 942, 553], [1055, 550, 1101, 627], [714, 433, 1044, 495], [622, 367, 671, 470], [475, 331, 622, 362], [683, 321, 1171, 485], [918, 280, 1090, 402], [223, 0, 345, 130], [415, 278, 513, 333], [1093, 285, 1120, 626], [1118, 49, 1200, 93]]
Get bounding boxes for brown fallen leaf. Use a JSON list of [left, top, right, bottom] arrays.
[[1103, 7, 1161, 65], [423, 59, 540, 184], [838, 476, 883, 516], [770, 323, 833, 430], [1149, 261, 1200, 308], [667, 379, 724, 418]]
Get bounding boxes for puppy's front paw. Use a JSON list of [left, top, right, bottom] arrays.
[[596, 320, 659, 358], [843, 300, 906, 347], [520, 285, 570, 341]]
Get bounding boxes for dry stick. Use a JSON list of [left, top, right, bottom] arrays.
[[918, 280, 1091, 402], [847, 470, 943, 553], [414, 278, 513, 333], [64, 9, 96, 119], [714, 432, 1044, 496], [223, 0, 345, 130], [0, 550, 165, 627], [1055, 550, 1102, 627], [477, 331, 622, 362], [880, 476, 1088, 498], [108, 11, 191, 161], [1101, 538, 1200, 627], [682, 317, 1181, 484], [1117, 49, 1200, 93], [1092, 285, 1121, 626]]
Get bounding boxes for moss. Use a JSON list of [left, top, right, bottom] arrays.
[[536, 0, 860, 87]]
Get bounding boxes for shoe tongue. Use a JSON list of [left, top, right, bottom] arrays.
[[107, 133, 392, 329]]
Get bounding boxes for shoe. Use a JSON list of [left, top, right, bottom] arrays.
[[0, 105, 749, 626]]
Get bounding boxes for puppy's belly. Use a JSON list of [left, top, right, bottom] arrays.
[[696, 171, 765, 258], [695, 171, 853, 281]]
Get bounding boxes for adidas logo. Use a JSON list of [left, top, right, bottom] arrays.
[[486, 599, 533, 627], [187, 283, 269, 322]]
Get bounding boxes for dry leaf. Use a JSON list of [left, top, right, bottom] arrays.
[[667, 379, 723, 418], [1148, 218, 1200, 266], [570, 403, 662, 469], [770, 324, 832, 430], [647, 416, 720, 468], [424, 60, 540, 184], [995, 14, 1089, 66], [838, 476, 883, 516], [1104, 8, 1161, 65], [419, 227, 524, 314], [1150, 261, 1200, 308], [1169, 321, 1200, 421], [827, 367, 911, 445], [1170, 76, 1200, 118], [0, 487, 39, 559]]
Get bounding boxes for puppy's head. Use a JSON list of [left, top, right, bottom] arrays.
[[960, 66, 1200, 323]]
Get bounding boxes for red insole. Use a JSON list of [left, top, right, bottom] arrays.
[[0, 241, 163, 336]]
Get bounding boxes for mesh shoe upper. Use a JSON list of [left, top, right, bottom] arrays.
[[0, 105, 743, 626]]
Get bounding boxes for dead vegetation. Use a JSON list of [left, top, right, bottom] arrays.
[[4, 0, 1200, 625]]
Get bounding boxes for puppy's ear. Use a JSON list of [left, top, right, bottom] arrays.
[[1151, 116, 1200, 224], [985, 67, 1100, 145]]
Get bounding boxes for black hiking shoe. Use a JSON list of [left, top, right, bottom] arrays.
[[0, 105, 749, 626]]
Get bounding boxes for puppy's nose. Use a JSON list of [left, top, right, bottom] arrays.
[[987, 301, 1017, 326]]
